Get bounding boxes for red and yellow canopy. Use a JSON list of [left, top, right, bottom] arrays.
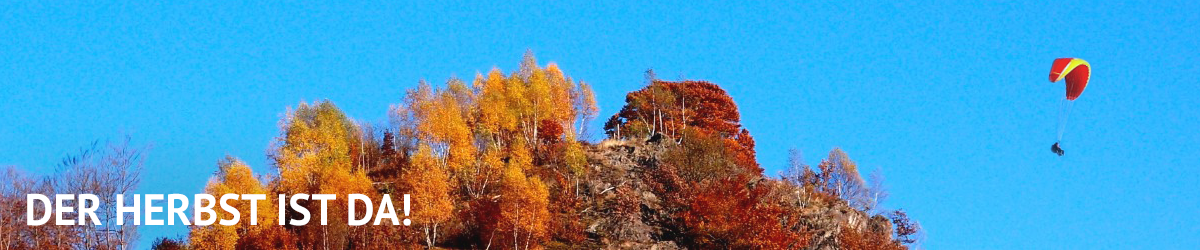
[[1049, 58, 1091, 101]]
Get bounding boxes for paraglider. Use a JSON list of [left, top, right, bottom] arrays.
[[1051, 142, 1065, 156], [1048, 58, 1091, 156]]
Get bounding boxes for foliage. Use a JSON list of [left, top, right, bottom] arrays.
[[496, 160, 551, 250], [406, 144, 455, 248], [189, 157, 285, 250], [839, 226, 907, 250], [890, 209, 922, 245], [604, 78, 759, 172], [270, 100, 378, 249], [649, 130, 809, 249], [662, 128, 742, 183], [3, 54, 920, 250], [150, 237, 187, 250], [678, 175, 809, 249], [385, 52, 596, 248]]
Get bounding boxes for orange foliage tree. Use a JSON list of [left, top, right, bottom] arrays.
[[406, 144, 455, 248], [387, 52, 596, 248], [496, 155, 551, 249], [270, 100, 378, 249], [189, 157, 291, 250]]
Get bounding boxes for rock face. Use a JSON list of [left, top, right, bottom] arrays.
[[569, 139, 894, 250], [578, 139, 680, 249]]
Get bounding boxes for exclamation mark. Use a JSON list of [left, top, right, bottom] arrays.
[[402, 194, 411, 226]]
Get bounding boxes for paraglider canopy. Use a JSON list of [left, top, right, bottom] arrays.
[[1049, 58, 1091, 101]]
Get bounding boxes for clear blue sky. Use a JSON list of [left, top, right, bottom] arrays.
[[3, 1, 1197, 249]]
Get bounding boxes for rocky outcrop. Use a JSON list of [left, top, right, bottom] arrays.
[[566, 139, 894, 249]]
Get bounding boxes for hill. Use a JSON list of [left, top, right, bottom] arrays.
[[0, 54, 920, 250]]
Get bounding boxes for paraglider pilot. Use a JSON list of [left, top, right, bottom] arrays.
[[1051, 142, 1065, 156]]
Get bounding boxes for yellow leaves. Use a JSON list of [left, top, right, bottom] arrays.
[[437, 93, 476, 170], [274, 100, 362, 195], [407, 80, 479, 175], [505, 74, 529, 126], [189, 222, 238, 250], [478, 68, 516, 135], [206, 157, 275, 227], [382, 52, 595, 249], [562, 131, 587, 176], [407, 145, 454, 224], [209, 157, 266, 195], [508, 138, 533, 173], [267, 100, 378, 248], [545, 63, 576, 125], [498, 161, 550, 247], [495, 133, 551, 247], [527, 66, 552, 123], [192, 156, 274, 250]]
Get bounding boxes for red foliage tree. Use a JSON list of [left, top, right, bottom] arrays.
[[604, 80, 759, 172], [890, 209, 921, 245], [839, 227, 907, 250], [678, 174, 809, 249]]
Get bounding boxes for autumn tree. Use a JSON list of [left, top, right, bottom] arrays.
[[672, 172, 808, 249], [383, 52, 594, 249], [890, 210, 922, 246], [150, 237, 187, 250], [271, 100, 377, 249], [662, 128, 743, 183], [496, 157, 550, 250], [643, 129, 809, 249], [189, 156, 287, 250], [572, 80, 599, 138], [838, 226, 907, 250], [406, 145, 455, 248], [604, 79, 759, 172], [815, 148, 876, 211]]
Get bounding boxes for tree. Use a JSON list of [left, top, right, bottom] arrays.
[[678, 175, 809, 249], [572, 80, 599, 138], [604, 80, 759, 171], [816, 148, 873, 211], [271, 100, 377, 249], [53, 139, 146, 250], [383, 53, 596, 249], [476, 68, 517, 139], [866, 168, 890, 213], [150, 237, 187, 250], [407, 145, 455, 248], [838, 226, 906, 250], [890, 210, 921, 245], [661, 128, 745, 183], [0, 139, 145, 250], [497, 160, 550, 250], [189, 156, 281, 250], [0, 166, 57, 249]]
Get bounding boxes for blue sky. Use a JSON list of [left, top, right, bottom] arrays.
[[2, 1, 1198, 249]]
